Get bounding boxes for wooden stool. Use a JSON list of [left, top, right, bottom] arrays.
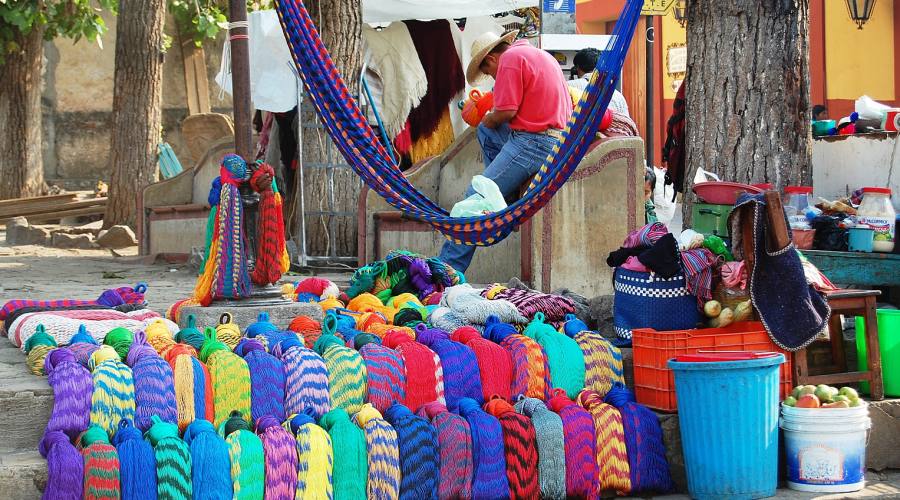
[[792, 289, 884, 400]]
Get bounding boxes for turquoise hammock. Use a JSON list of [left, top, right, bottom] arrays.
[[274, 0, 643, 246]]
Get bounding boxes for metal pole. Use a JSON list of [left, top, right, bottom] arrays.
[[645, 16, 655, 167], [229, 0, 253, 161]]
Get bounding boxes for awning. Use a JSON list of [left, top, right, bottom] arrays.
[[363, 0, 538, 23]]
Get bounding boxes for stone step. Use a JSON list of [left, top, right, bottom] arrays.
[[0, 451, 46, 500], [0, 337, 52, 453]]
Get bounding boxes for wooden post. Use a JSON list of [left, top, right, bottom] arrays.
[[228, 0, 253, 161]]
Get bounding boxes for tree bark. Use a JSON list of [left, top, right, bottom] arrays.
[[0, 23, 47, 200], [292, 0, 363, 259], [103, 0, 166, 228], [682, 0, 811, 224]]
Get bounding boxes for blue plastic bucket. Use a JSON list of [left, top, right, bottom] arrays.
[[668, 354, 785, 499], [848, 227, 875, 252]]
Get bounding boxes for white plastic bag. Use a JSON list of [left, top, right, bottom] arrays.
[[652, 166, 677, 225], [693, 167, 721, 184], [450, 175, 507, 217], [855, 95, 892, 121]]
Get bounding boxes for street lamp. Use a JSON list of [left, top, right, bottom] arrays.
[[673, 0, 687, 28], [845, 0, 877, 29]]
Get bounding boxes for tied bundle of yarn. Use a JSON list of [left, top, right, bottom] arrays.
[[604, 386, 674, 494], [220, 411, 265, 500], [366, 323, 415, 340], [24, 324, 56, 375], [183, 420, 233, 499], [275, 336, 330, 420], [320, 409, 367, 500], [146, 415, 193, 499], [252, 329, 295, 352], [80, 425, 121, 499], [578, 390, 631, 495], [383, 330, 445, 411], [249, 163, 288, 286], [416, 324, 482, 407], [384, 403, 439, 500], [126, 330, 177, 431], [482, 285, 577, 321], [514, 397, 567, 500], [318, 295, 344, 312], [256, 415, 298, 500], [442, 285, 526, 325], [450, 326, 512, 402], [358, 342, 406, 413], [44, 348, 92, 439], [288, 315, 321, 349], [144, 319, 177, 357], [295, 277, 341, 300], [393, 307, 425, 328], [524, 312, 586, 399], [354, 404, 401, 500], [285, 413, 334, 499], [355, 311, 386, 332], [314, 313, 367, 415], [111, 419, 156, 500], [69, 324, 101, 368], [235, 338, 286, 422], [199, 327, 251, 427], [457, 397, 510, 499], [89, 354, 135, 438], [244, 312, 278, 339], [575, 330, 624, 398], [484, 315, 552, 401], [548, 389, 598, 499], [103, 327, 134, 361], [348, 293, 398, 323], [214, 313, 242, 351], [88, 344, 120, 368], [40, 430, 84, 500], [484, 398, 540, 499], [386, 292, 424, 310], [562, 313, 590, 337], [164, 344, 214, 432], [175, 315, 205, 351], [416, 402, 473, 500]]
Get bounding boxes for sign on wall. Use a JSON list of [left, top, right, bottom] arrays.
[[641, 0, 675, 16], [543, 0, 575, 14]]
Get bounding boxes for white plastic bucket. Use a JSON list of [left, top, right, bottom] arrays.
[[780, 403, 871, 493]]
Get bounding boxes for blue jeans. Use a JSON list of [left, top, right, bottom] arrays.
[[439, 123, 558, 273]]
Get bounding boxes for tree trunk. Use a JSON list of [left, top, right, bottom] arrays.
[[103, 0, 166, 228], [0, 23, 47, 200], [682, 0, 811, 225], [292, 0, 362, 259]]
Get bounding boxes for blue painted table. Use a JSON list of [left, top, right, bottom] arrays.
[[802, 250, 900, 287]]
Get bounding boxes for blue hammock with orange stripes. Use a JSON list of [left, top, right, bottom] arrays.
[[274, 0, 643, 246]]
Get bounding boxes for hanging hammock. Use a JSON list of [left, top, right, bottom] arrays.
[[274, 0, 643, 246]]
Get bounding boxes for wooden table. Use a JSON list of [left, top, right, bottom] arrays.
[[802, 250, 900, 287]]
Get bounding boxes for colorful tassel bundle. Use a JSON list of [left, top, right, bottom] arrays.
[[382, 330, 445, 411], [457, 397, 509, 499], [111, 419, 157, 500], [514, 397, 566, 500], [183, 419, 233, 499], [89, 353, 135, 439], [450, 326, 512, 402], [416, 402, 473, 500], [574, 330, 624, 398], [44, 347, 92, 439], [104, 327, 134, 361], [174, 315, 205, 351], [146, 415, 193, 499], [69, 325, 101, 368], [484, 315, 552, 401], [215, 313, 243, 351], [358, 341, 406, 413], [384, 403, 439, 500], [24, 324, 56, 375], [314, 315, 367, 415], [274, 336, 331, 420], [320, 409, 367, 500], [484, 398, 540, 500], [244, 312, 278, 338], [415, 324, 482, 408], [256, 415, 298, 500], [295, 277, 341, 300], [548, 389, 598, 499], [145, 319, 179, 358], [524, 313, 585, 399], [286, 413, 334, 499], [354, 404, 401, 500], [578, 390, 631, 495], [126, 331, 177, 431], [221, 411, 266, 500], [604, 386, 674, 494], [199, 327, 251, 427], [482, 285, 577, 321], [80, 425, 121, 500], [164, 343, 214, 432], [235, 338, 286, 422], [561, 313, 590, 337], [249, 163, 289, 286], [39, 430, 83, 500]]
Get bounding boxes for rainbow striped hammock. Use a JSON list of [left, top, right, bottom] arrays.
[[274, 0, 643, 246]]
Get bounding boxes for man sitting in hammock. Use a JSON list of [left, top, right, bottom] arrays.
[[439, 31, 573, 273]]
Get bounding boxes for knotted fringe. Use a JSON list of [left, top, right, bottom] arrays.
[[39, 430, 83, 500], [111, 419, 156, 500], [256, 415, 298, 500], [183, 419, 233, 499]]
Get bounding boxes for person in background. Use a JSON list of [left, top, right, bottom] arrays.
[[438, 31, 573, 274], [568, 48, 630, 118], [812, 104, 828, 121], [645, 167, 658, 224]]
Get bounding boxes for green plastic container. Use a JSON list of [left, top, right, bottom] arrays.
[[691, 203, 732, 238], [856, 309, 900, 397]]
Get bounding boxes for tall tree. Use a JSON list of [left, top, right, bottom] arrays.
[[0, 1, 116, 200], [103, 0, 166, 227], [682, 0, 811, 224]]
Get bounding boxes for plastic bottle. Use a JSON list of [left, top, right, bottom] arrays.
[[857, 187, 896, 253], [783, 186, 813, 229]]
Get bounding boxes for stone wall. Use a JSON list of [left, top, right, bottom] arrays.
[[41, 12, 233, 190]]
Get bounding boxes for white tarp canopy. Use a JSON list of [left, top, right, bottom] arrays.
[[363, 0, 538, 23]]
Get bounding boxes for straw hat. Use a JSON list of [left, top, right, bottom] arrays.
[[466, 30, 518, 85]]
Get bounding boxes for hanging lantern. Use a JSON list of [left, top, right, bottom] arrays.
[[673, 0, 687, 28], [845, 0, 877, 29]]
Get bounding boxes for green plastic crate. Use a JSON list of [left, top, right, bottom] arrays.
[[692, 203, 732, 237]]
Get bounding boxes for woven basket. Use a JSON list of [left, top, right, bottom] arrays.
[[613, 268, 701, 339]]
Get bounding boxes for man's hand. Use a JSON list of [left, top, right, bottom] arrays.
[[481, 110, 516, 129]]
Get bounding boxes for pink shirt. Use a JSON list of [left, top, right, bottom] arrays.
[[493, 40, 573, 133]]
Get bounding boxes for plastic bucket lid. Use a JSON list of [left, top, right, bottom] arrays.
[[669, 353, 785, 371], [674, 351, 781, 363]]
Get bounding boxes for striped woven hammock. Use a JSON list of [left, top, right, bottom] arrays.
[[274, 0, 643, 245]]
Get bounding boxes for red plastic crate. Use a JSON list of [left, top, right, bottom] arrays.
[[632, 321, 793, 412]]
